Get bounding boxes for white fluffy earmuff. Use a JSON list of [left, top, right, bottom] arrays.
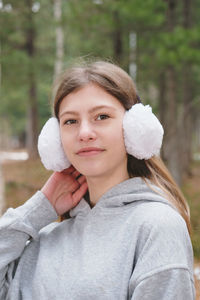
[[123, 103, 164, 159], [38, 117, 71, 172], [37, 103, 164, 171]]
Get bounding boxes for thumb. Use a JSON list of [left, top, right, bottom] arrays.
[[72, 181, 88, 207]]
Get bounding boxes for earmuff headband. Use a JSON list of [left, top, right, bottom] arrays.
[[38, 103, 164, 171]]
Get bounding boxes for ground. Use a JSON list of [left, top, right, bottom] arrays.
[[1, 156, 200, 299]]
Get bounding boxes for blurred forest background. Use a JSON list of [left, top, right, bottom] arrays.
[[0, 0, 200, 183], [0, 0, 200, 294]]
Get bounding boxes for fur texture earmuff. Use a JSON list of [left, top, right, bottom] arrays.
[[37, 104, 164, 171], [38, 117, 70, 172], [123, 103, 164, 160]]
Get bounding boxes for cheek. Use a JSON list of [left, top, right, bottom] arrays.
[[113, 122, 126, 144], [60, 129, 73, 156], [107, 123, 127, 154], [117, 132, 127, 154]]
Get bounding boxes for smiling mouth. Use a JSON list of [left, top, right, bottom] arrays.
[[77, 148, 104, 156]]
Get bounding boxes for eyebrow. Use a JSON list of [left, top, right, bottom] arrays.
[[59, 105, 117, 118]]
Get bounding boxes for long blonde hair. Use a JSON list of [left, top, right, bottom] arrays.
[[54, 60, 191, 234]]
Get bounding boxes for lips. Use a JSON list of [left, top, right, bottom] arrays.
[[76, 147, 104, 156]]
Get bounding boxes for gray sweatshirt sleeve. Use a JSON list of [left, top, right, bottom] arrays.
[[0, 191, 58, 298], [130, 268, 195, 300], [128, 207, 195, 300]]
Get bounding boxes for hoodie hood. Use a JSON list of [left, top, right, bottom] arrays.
[[69, 177, 175, 218]]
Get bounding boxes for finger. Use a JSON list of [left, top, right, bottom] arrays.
[[77, 175, 86, 185], [67, 180, 80, 193], [72, 182, 88, 206], [71, 170, 81, 179], [61, 165, 75, 175]]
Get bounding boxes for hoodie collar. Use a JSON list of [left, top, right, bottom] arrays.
[[69, 177, 174, 218]]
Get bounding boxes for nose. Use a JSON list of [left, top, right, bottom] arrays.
[[78, 120, 97, 142]]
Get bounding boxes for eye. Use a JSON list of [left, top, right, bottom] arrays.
[[64, 119, 77, 125], [96, 114, 110, 121]]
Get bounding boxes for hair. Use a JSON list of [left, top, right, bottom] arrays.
[[53, 60, 191, 234]]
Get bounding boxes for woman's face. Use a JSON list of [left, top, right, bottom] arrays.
[[59, 83, 128, 179]]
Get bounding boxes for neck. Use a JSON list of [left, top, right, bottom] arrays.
[[86, 168, 129, 207]]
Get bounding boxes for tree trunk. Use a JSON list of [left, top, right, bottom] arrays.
[[158, 72, 167, 159], [26, 72, 38, 159], [0, 40, 2, 96], [54, 0, 64, 78], [162, 0, 182, 185], [0, 162, 5, 215], [25, 0, 38, 159], [194, 117, 200, 153], [163, 66, 181, 184], [52, 0, 64, 109], [129, 31, 137, 80], [112, 10, 123, 64], [179, 0, 193, 177]]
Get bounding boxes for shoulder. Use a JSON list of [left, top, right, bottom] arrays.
[[134, 201, 191, 252], [132, 201, 193, 273], [134, 199, 187, 235]]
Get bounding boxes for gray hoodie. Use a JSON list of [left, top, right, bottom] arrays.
[[0, 177, 195, 299]]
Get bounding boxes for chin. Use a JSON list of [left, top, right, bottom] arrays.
[[72, 160, 106, 178], [77, 166, 104, 178]]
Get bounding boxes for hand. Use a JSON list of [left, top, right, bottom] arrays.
[[41, 166, 88, 216]]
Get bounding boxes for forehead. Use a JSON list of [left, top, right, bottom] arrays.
[[59, 84, 124, 113]]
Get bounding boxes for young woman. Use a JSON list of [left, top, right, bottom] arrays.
[[0, 61, 195, 299]]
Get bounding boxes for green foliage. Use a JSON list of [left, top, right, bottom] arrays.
[[0, 0, 200, 141]]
